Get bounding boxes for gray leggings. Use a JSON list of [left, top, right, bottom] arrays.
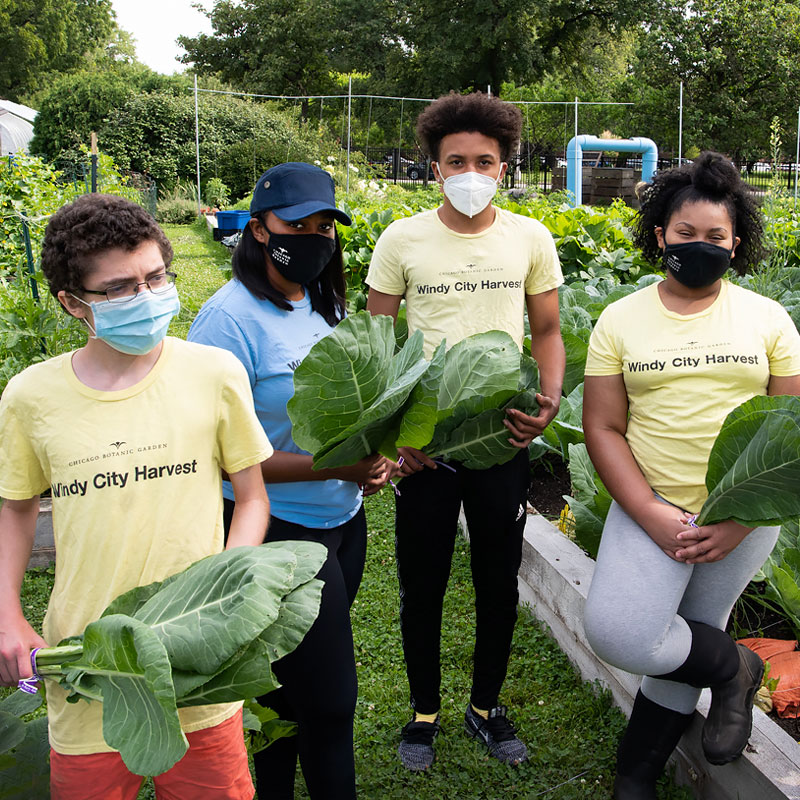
[[584, 500, 779, 714]]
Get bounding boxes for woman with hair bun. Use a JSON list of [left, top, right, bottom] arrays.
[[582, 152, 800, 799]]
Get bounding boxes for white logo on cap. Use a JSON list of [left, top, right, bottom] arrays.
[[263, 180, 271, 189]]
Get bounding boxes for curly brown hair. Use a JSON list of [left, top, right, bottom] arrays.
[[41, 194, 174, 300], [633, 151, 764, 274], [416, 92, 522, 162]]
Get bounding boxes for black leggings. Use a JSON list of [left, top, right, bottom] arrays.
[[223, 500, 366, 800], [394, 448, 529, 714]]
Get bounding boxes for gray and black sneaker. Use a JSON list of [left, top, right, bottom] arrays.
[[398, 716, 440, 771], [464, 704, 527, 764]]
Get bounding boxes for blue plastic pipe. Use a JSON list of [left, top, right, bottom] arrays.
[[566, 135, 658, 207]]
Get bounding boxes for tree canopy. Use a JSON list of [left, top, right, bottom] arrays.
[[0, 0, 119, 101]]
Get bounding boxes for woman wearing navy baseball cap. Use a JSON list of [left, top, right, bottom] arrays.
[[189, 162, 395, 799]]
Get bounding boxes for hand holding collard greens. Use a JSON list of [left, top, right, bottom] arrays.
[[288, 311, 540, 471], [696, 394, 800, 526], [18, 542, 326, 777]]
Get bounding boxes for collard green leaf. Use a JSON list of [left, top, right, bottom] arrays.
[[0, 690, 42, 719], [566, 443, 596, 501], [78, 615, 186, 776], [259, 578, 325, 663], [698, 401, 800, 526], [289, 312, 395, 454], [0, 714, 25, 756], [396, 339, 447, 450], [704, 395, 800, 490], [176, 639, 280, 707], [132, 545, 322, 675], [435, 330, 520, 414], [311, 331, 428, 469], [0, 716, 49, 800], [429, 390, 540, 470], [562, 332, 589, 396], [421, 333, 539, 468], [288, 313, 429, 468]]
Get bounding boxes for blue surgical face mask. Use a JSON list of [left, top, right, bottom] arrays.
[[72, 284, 181, 355]]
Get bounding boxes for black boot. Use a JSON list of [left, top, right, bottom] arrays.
[[652, 619, 762, 765], [702, 644, 764, 765], [614, 690, 693, 800]]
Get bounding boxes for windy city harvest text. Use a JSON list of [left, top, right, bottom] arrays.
[[52, 460, 198, 497]]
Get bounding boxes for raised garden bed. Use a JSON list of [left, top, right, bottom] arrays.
[[512, 511, 800, 800]]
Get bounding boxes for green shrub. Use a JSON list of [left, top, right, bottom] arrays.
[[204, 178, 230, 209], [156, 198, 198, 225]]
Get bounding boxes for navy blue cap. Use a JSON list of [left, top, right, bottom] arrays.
[[250, 162, 351, 226]]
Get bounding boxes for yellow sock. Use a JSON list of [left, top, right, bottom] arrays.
[[413, 712, 438, 724], [471, 704, 489, 720]]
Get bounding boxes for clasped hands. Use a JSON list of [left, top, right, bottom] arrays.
[[642, 501, 753, 563]]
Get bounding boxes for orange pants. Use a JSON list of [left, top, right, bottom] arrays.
[[50, 709, 254, 800]]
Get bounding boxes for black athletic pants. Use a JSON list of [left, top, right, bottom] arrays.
[[223, 500, 366, 800], [394, 448, 530, 715]]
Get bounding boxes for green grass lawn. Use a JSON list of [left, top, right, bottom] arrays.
[[4, 222, 692, 799]]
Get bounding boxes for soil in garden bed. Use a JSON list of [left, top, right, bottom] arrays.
[[528, 454, 571, 520]]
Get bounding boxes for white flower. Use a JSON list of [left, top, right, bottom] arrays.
[[327, 155, 336, 163], [349, 165, 359, 173], [314, 160, 321, 165]]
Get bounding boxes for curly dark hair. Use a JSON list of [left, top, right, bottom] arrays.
[[41, 194, 173, 300], [232, 215, 345, 328], [633, 151, 764, 274], [416, 92, 522, 162]]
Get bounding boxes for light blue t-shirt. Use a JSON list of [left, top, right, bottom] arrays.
[[188, 279, 361, 529]]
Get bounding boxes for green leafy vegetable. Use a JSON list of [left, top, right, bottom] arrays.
[[288, 312, 429, 469], [30, 542, 326, 777], [0, 690, 48, 800], [696, 395, 800, 526], [397, 331, 540, 469], [563, 442, 612, 558]]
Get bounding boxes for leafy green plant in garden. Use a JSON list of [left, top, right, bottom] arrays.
[[156, 182, 198, 225], [0, 689, 49, 800], [398, 332, 540, 468], [500, 196, 658, 283], [0, 270, 87, 394], [563, 442, 613, 559], [204, 177, 231, 209]]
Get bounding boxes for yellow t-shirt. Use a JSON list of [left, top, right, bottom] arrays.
[[0, 337, 273, 755], [366, 207, 563, 356], [585, 281, 800, 512]]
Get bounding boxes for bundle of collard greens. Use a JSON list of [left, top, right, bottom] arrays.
[[396, 331, 539, 469], [696, 395, 800, 526], [15, 542, 326, 778], [288, 312, 540, 471]]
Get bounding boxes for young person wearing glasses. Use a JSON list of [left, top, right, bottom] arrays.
[[0, 193, 271, 800]]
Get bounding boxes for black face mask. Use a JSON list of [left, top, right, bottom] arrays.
[[263, 225, 336, 285], [663, 241, 732, 288]]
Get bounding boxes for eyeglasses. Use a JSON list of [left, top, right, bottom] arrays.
[[80, 271, 177, 304]]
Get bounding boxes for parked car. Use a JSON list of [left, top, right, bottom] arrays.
[[406, 161, 434, 180]]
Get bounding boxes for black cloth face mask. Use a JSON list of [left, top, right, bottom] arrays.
[[263, 225, 336, 285], [663, 241, 732, 288]]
